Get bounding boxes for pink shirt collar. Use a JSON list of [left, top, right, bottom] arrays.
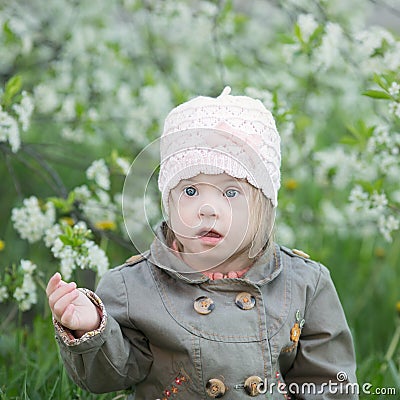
[[172, 239, 251, 280]]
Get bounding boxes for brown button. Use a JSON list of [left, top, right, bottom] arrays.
[[244, 376, 263, 396], [235, 292, 256, 310], [194, 296, 215, 315], [206, 378, 226, 398]]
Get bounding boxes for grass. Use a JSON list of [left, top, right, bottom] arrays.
[[0, 315, 126, 400]]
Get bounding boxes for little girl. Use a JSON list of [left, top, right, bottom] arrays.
[[47, 87, 357, 399]]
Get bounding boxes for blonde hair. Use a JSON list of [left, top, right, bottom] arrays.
[[163, 180, 275, 263]]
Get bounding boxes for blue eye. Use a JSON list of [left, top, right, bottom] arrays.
[[184, 186, 197, 196], [225, 189, 239, 198]]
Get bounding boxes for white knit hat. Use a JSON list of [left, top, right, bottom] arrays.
[[158, 87, 281, 215]]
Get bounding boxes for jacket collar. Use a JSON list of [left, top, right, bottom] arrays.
[[147, 222, 282, 286]]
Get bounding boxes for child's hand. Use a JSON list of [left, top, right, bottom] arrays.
[[46, 272, 100, 338]]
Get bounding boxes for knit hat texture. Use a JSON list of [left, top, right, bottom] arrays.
[[158, 87, 281, 214]]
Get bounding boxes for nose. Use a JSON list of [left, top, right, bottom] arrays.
[[198, 203, 217, 218]]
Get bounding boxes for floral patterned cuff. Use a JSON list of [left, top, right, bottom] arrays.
[[53, 288, 107, 347]]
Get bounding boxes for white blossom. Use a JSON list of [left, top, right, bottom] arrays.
[[60, 250, 76, 280], [51, 237, 64, 258], [388, 82, 400, 97], [33, 83, 59, 113], [13, 264, 38, 311], [20, 259, 37, 274], [314, 147, 358, 189], [12, 91, 34, 131], [315, 22, 343, 70], [61, 126, 84, 143], [371, 191, 388, 211], [12, 197, 56, 243], [0, 106, 20, 152], [354, 27, 394, 58], [349, 185, 370, 210], [81, 189, 117, 225], [297, 14, 319, 42], [378, 215, 399, 242], [282, 43, 300, 64], [116, 157, 131, 175], [44, 224, 62, 248], [85, 241, 109, 276], [388, 102, 400, 118], [73, 184, 92, 202], [58, 95, 76, 121], [87, 108, 99, 121], [383, 42, 400, 71], [86, 159, 110, 190], [50, 222, 109, 279], [0, 286, 8, 302], [140, 83, 173, 122], [13, 287, 26, 302]]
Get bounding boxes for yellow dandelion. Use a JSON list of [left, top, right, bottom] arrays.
[[396, 301, 400, 315], [0, 240, 5, 252], [60, 217, 75, 226], [95, 220, 117, 231], [374, 247, 386, 258], [285, 178, 299, 191]]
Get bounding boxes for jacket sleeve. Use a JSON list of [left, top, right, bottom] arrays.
[[284, 264, 358, 400], [55, 268, 153, 394]]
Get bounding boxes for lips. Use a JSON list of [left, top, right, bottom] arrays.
[[196, 229, 224, 245], [197, 229, 222, 238]]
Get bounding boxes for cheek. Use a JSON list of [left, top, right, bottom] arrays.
[[226, 200, 251, 234], [232, 198, 250, 222], [169, 200, 196, 230]]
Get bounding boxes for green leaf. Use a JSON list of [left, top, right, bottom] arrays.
[[340, 136, 360, 145], [66, 191, 76, 206], [71, 237, 84, 247], [373, 73, 388, 90], [278, 33, 296, 44], [59, 235, 73, 246], [2, 75, 22, 107], [362, 90, 392, 100], [64, 225, 73, 237], [309, 25, 324, 46], [3, 21, 16, 43], [143, 70, 155, 86], [75, 101, 85, 118], [48, 197, 66, 209], [344, 121, 374, 150], [48, 196, 73, 213], [294, 23, 303, 43], [216, 0, 233, 24]]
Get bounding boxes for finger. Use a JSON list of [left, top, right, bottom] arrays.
[[48, 281, 77, 310], [49, 282, 77, 310], [46, 272, 61, 297], [52, 288, 80, 322], [60, 303, 76, 328]]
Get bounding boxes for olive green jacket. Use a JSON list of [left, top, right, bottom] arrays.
[[55, 223, 357, 399]]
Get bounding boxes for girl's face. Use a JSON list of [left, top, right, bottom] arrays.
[[168, 173, 254, 271]]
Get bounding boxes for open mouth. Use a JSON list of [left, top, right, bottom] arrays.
[[197, 229, 223, 239]]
